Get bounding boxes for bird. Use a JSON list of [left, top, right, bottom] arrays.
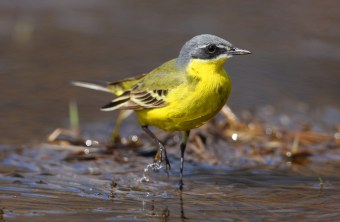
[[72, 34, 251, 189]]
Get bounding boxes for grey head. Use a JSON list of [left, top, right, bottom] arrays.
[[176, 34, 251, 68]]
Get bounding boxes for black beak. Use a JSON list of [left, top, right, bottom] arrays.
[[228, 47, 251, 55]]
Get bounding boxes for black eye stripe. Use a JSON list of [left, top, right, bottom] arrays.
[[191, 44, 228, 60]]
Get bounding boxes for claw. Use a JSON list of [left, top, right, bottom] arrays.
[[142, 126, 171, 176], [161, 143, 171, 170], [153, 146, 171, 176], [164, 154, 171, 170]]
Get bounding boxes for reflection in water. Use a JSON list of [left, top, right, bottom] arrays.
[[318, 177, 324, 198], [180, 192, 188, 221], [156, 201, 170, 222], [109, 180, 117, 200], [109, 184, 187, 221], [161, 207, 170, 221]]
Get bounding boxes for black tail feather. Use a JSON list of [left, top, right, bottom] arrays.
[[101, 98, 129, 111]]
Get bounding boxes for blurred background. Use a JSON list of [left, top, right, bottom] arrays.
[[0, 0, 339, 145]]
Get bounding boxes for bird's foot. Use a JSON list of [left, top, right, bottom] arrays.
[[160, 142, 171, 171], [153, 145, 171, 172], [163, 153, 171, 171]]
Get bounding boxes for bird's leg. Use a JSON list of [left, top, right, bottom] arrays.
[[142, 126, 171, 171], [179, 130, 190, 190]]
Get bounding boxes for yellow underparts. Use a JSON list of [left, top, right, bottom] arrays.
[[137, 57, 231, 131]]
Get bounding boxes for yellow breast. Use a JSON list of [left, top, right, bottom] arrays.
[[137, 57, 231, 131]]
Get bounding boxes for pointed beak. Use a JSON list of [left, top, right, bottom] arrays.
[[228, 47, 251, 55]]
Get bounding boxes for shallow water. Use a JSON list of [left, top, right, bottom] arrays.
[[1, 143, 340, 221]]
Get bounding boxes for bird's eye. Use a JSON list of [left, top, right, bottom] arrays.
[[207, 44, 217, 54]]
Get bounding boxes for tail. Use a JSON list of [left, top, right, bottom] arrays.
[[71, 81, 112, 93], [71, 73, 146, 96]]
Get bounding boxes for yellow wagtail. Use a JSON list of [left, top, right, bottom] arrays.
[[73, 34, 251, 189]]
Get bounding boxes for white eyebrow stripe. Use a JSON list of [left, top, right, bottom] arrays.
[[217, 44, 227, 48], [198, 44, 209, 49], [198, 44, 227, 49]]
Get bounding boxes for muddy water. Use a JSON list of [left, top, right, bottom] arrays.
[[0, 0, 340, 221], [1, 142, 340, 222]]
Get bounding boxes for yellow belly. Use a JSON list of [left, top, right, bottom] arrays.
[[137, 58, 231, 131]]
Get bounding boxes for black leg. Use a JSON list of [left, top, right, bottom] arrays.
[[142, 126, 171, 171], [179, 130, 190, 190]]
